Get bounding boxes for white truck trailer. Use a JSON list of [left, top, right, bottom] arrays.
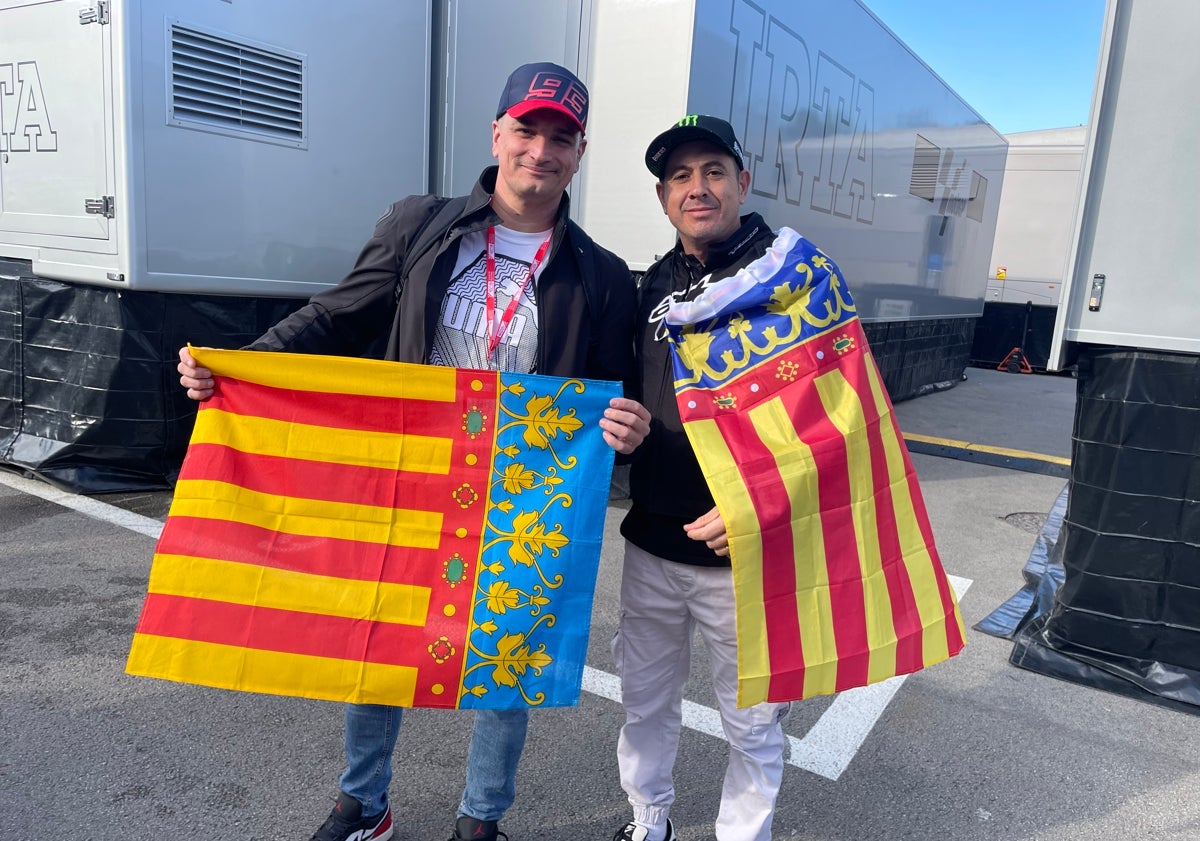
[[0, 0, 432, 489], [970, 126, 1086, 370], [0, 0, 1007, 491], [1010, 0, 1200, 713], [985, 126, 1086, 308]]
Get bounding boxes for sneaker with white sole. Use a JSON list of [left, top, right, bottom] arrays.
[[611, 819, 677, 841], [310, 791, 394, 841]]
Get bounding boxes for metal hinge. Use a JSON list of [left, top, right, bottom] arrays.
[[84, 196, 115, 218], [79, 1, 110, 25]]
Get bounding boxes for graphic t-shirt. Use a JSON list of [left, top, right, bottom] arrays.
[[429, 226, 550, 373]]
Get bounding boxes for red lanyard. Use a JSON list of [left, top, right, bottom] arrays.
[[485, 226, 551, 359]]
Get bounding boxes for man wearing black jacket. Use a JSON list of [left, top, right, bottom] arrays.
[[178, 62, 649, 841], [612, 116, 790, 841]]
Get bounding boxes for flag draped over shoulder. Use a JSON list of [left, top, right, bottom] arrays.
[[665, 228, 966, 707], [126, 348, 618, 709]]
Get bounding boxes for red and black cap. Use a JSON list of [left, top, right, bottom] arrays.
[[645, 114, 746, 179], [496, 62, 589, 135]]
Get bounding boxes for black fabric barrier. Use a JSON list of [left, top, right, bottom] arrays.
[[862, 315, 974, 403], [1009, 346, 1200, 715], [0, 260, 307, 493], [2, 261, 974, 490], [969, 301, 1058, 372]]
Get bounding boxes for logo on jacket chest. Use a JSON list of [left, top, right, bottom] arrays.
[[648, 273, 721, 342]]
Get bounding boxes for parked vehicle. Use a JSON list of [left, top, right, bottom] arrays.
[[0, 0, 1006, 490], [985, 126, 1086, 308], [1017, 0, 1200, 714], [970, 126, 1085, 370]]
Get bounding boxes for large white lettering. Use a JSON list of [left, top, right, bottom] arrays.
[[0, 63, 12, 153], [808, 54, 854, 215], [833, 79, 875, 224], [731, 1, 813, 205], [727, 0, 874, 224], [0, 61, 58, 152]]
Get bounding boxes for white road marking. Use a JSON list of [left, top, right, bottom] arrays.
[[785, 574, 971, 780], [2, 471, 970, 782], [585, 574, 971, 781], [0, 471, 164, 538], [582, 666, 730, 742]]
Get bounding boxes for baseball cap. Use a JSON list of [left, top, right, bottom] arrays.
[[645, 115, 745, 178], [496, 62, 589, 134]]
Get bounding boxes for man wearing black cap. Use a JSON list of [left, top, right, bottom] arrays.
[[610, 115, 790, 841], [177, 62, 649, 841]]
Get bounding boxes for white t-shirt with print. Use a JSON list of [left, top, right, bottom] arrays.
[[429, 225, 551, 373]]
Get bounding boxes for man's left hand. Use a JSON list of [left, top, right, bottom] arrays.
[[600, 397, 651, 454], [685, 506, 729, 557]]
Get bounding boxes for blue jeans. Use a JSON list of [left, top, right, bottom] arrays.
[[340, 703, 529, 821]]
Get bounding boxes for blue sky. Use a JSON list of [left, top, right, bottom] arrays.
[[862, 0, 1107, 135]]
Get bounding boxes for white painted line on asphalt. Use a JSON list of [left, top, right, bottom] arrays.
[[585, 574, 972, 782], [0, 471, 164, 539], [787, 574, 971, 780], [2, 473, 970, 783]]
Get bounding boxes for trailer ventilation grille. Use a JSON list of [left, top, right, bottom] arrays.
[[169, 24, 306, 147], [909, 135, 940, 202]]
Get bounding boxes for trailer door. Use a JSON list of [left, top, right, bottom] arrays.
[[0, 0, 113, 243]]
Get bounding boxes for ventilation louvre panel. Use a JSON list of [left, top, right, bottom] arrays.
[[169, 24, 305, 145], [909, 135, 939, 202]]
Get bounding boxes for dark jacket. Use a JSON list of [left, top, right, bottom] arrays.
[[249, 167, 638, 389], [621, 213, 775, 566]]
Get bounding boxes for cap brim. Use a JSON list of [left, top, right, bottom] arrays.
[[504, 100, 585, 134]]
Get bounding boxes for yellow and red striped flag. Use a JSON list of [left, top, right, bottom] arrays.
[[126, 347, 618, 709], [665, 228, 966, 706]]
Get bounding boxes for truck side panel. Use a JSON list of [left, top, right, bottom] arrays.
[[0, 0, 432, 295], [1052, 0, 1200, 359], [1025, 0, 1200, 717]]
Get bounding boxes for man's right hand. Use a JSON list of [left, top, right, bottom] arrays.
[[177, 346, 215, 401]]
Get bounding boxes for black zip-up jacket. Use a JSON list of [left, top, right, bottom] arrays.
[[248, 166, 638, 391], [621, 213, 775, 566]]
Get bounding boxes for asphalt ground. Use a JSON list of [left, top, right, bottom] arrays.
[[3, 366, 1199, 841]]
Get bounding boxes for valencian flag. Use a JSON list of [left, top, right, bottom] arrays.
[[126, 347, 618, 709], [665, 228, 966, 707]]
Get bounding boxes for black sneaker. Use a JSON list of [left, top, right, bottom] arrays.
[[612, 819, 677, 841], [450, 815, 509, 841], [310, 791, 394, 841]]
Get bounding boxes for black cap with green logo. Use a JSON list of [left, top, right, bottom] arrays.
[[645, 114, 746, 178]]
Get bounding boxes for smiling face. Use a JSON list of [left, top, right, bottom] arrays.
[[491, 110, 586, 219], [656, 140, 751, 263]]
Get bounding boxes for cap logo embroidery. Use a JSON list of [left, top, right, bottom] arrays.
[[525, 72, 588, 120]]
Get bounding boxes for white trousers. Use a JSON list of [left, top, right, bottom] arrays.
[[613, 541, 789, 841]]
